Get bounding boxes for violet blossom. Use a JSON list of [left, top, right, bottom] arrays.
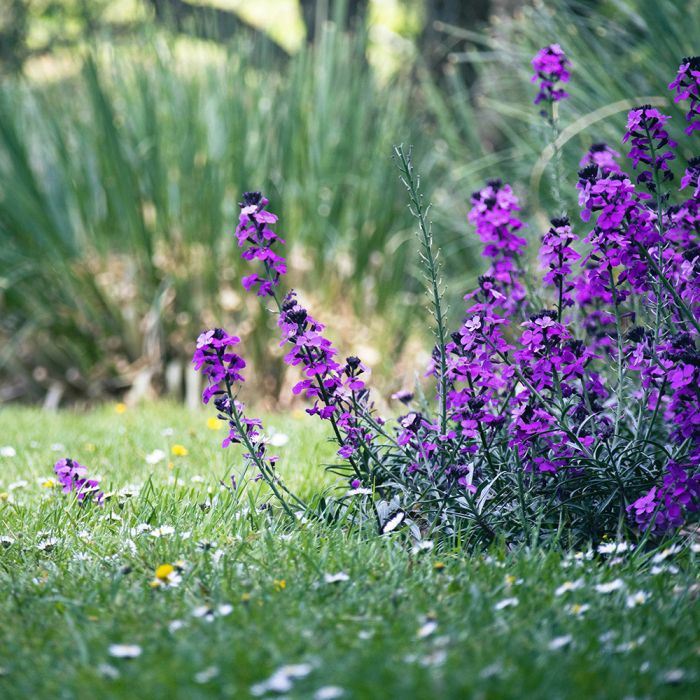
[[54, 458, 104, 505], [622, 106, 676, 190], [668, 56, 700, 135], [531, 44, 571, 106], [235, 192, 287, 296]]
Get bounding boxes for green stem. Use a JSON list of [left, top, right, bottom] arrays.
[[394, 145, 449, 437]]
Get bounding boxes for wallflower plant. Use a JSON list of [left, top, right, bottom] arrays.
[[196, 51, 700, 548]]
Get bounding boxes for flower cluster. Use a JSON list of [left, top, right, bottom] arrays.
[[668, 56, 700, 135], [622, 106, 676, 190], [195, 51, 700, 544], [628, 461, 700, 532], [531, 44, 571, 105], [54, 458, 103, 504], [468, 180, 527, 312], [235, 192, 287, 296], [579, 143, 622, 176], [540, 216, 580, 314], [192, 329, 246, 404]]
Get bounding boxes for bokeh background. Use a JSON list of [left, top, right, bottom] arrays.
[[1, 0, 697, 408]]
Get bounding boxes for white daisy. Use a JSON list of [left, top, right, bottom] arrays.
[[595, 578, 625, 594], [625, 591, 650, 608], [548, 634, 573, 651], [150, 525, 176, 538], [145, 449, 166, 465], [108, 644, 142, 659], [555, 579, 584, 596]]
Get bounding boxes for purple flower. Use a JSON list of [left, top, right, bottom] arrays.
[[622, 106, 676, 189], [531, 44, 571, 105], [540, 216, 580, 312], [680, 156, 700, 200], [54, 458, 104, 505], [468, 180, 528, 312], [192, 328, 246, 404], [235, 192, 286, 296], [668, 56, 700, 135], [579, 143, 623, 176], [628, 461, 700, 532]]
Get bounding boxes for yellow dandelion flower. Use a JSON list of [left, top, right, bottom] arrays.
[[505, 574, 516, 587], [207, 417, 222, 431], [41, 479, 56, 489], [0, 493, 9, 501], [149, 579, 162, 589], [115, 403, 127, 414], [155, 563, 175, 580], [171, 444, 188, 457], [273, 579, 286, 592], [241, 592, 251, 603], [433, 561, 446, 571]]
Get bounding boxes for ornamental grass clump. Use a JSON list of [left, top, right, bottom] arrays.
[[196, 50, 700, 548]]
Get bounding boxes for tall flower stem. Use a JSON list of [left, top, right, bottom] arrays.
[[394, 145, 449, 437]]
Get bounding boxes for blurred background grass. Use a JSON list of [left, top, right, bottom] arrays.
[[0, 0, 697, 408]]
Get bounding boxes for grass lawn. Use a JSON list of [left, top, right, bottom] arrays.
[[0, 404, 698, 699]]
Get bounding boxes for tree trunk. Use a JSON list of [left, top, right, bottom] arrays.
[[300, 0, 368, 41], [420, 0, 491, 84]]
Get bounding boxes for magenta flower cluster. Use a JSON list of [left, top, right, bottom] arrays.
[[669, 56, 700, 135], [195, 44, 700, 543], [54, 458, 103, 505], [236, 191, 287, 297], [531, 43, 571, 105]]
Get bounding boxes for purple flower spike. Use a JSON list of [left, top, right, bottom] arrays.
[[622, 106, 676, 189], [668, 56, 700, 135], [192, 328, 246, 404], [235, 192, 286, 296], [531, 44, 571, 105]]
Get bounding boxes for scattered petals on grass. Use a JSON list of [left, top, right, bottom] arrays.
[[597, 542, 632, 555], [194, 666, 220, 684], [652, 545, 683, 563], [168, 620, 186, 633], [314, 687, 345, 700], [567, 603, 590, 617], [37, 537, 58, 552], [108, 644, 142, 659], [595, 578, 625, 594], [626, 591, 650, 608], [145, 449, 166, 465], [97, 663, 120, 679], [251, 663, 313, 696], [494, 597, 518, 610], [548, 635, 573, 651], [416, 619, 438, 639], [268, 432, 289, 447], [150, 525, 176, 538], [411, 540, 434, 554], [555, 579, 584, 596], [192, 604, 233, 622]]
